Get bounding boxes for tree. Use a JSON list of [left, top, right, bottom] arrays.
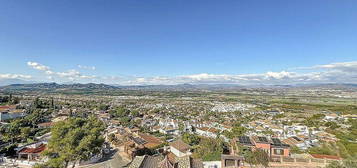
[[222, 122, 247, 139], [41, 116, 105, 168], [326, 161, 344, 168], [25, 109, 50, 128], [110, 106, 130, 118], [290, 146, 303, 154], [232, 125, 247, 137], [178, 122, 185, 132], [51, 97, 55, 109], [243, 149, 269, 168], [325, 121, 340, 129], [254, 149, 269, 168], [193, 137, 224, 161], [119, 116, 131, 126], [34, 97, 41, 108], [182, 133, 200, 146], [20, 127, 32, 141], [130, 110, 140, 117], [98, 104, 109, 111], [245, 152, 257, 167], [3, 119, 22, 143], [343, 157, 357, 168], [309, 142, 338, 156], [326, 157, 357, 168]]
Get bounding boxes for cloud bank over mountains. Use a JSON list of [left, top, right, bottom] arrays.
[[0, 61, 356, 85], [0, 74, 32, 79], [122, 61, 357, 85]]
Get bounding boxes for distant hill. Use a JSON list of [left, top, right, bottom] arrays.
[[0, 82, 356, 94], [0, 79, 37, 86], [115, 83, 245, 91], [116, 83, 357, 91], [4, 82, 116, 89], [0, 82, 118, 94]]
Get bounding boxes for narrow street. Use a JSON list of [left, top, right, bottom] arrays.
[[81, 150, 130, 168]]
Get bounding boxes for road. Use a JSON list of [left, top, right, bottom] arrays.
[[81, 150, 130, 168]]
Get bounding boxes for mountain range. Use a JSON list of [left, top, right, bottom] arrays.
[[0, 81, 356, 93]]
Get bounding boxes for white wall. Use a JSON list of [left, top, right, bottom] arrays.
[[170, 147, 191, 157], [203, 161, 221, 168]]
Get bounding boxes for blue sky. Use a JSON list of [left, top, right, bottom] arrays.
[[0, 0, 357, 85]]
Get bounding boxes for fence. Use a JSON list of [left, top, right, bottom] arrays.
[[270, 156, 340, 166]]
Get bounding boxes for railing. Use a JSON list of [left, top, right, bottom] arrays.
[[269, 156, 341, 165]]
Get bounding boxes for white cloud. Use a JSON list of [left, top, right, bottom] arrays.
[[79, 75, 97, 79], [57, 69, 81, 78], [313, 61, 357, 70], [0, 74, 32, 79], [27, 61, 97, 82], [265, 71, 294, 79], [21, 61, 357, 85], [115, 62, 357, 85], [78, 65, 96, 70], [27, 62, 50, 71]]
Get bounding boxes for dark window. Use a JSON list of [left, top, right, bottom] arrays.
[[273, 149, 284, 155], [225, 159, 235, 167]]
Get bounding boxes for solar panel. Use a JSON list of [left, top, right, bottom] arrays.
[[292, 136, 301, 141], [238, 136, 253, 145], [272, 138, 281, 145], [270, 138, 290, 148], [258, 137, 268, 143], [245, 137, 251, 143], [133, 137, 147, 145]]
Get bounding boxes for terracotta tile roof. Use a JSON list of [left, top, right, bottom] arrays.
[[159, 156, 174, 168], [0, 105, 15, 111], [128, 155, 162, 168], [38, 122, 54, 127], [198, 127, 219, 133], [139, 133, 163, 149], [152, 126, 161, 130], [190, 158, 204, 168], [223, 125, 233, 129], [170, 140, 190, 153], [297, 135, 308, 139], [176, 156, 190, 168], [167, 152, 177, 164], [282, 137, 301, 146], [142, 156, 161, 168], [311, 154, 341, 160], [19, 144, 46, 154]]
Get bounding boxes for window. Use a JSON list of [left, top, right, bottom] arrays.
[[225, 159, 235, 167], [273, 149, 284, 155], [208, 166, 218, 168]]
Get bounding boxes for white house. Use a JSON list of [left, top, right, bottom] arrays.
[[196, 127, 219, 138], [170, 140, 192, 157]]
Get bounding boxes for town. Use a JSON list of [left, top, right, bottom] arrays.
[[0, 83, 356, 168], [1, 1, 357, 167]]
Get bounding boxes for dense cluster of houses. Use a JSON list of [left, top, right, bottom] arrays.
[[1, 95, 353, 168]]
